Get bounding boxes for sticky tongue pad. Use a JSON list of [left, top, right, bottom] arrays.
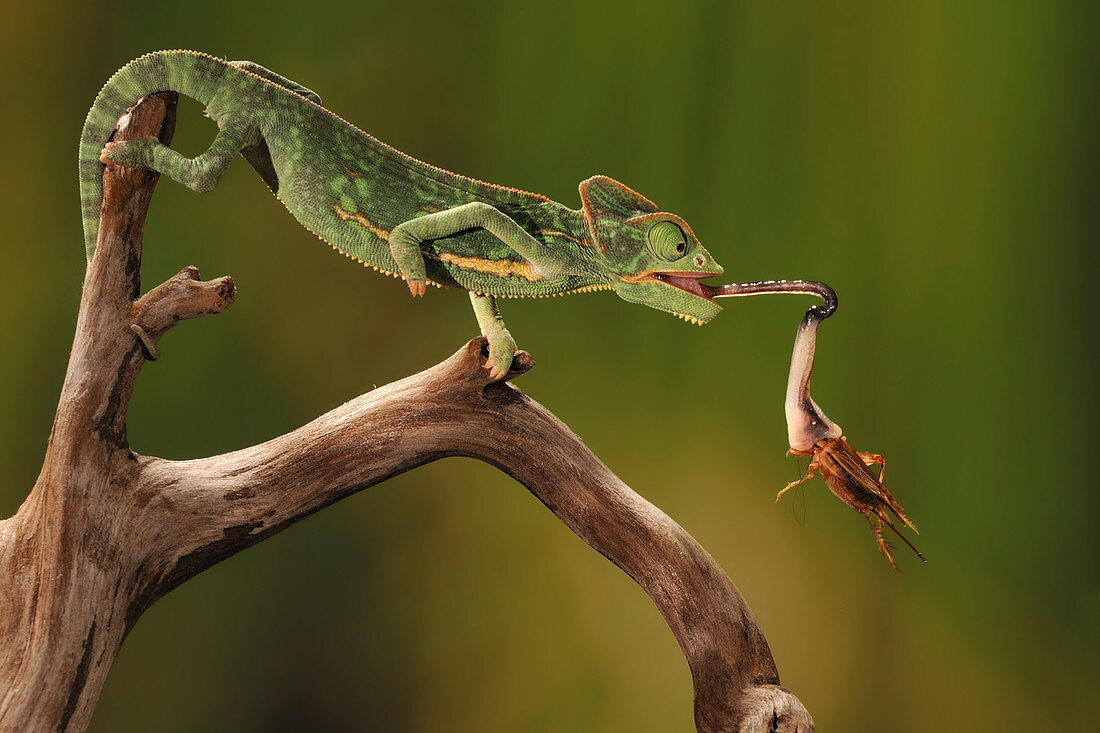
[[784, 311, 842, 452]]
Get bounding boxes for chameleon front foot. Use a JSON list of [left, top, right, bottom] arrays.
[[469, 292, 517, 380], [484, 335, 517, 381], [406, 279, 427, 297]]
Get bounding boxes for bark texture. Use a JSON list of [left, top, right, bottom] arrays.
[[0, 93, 813, 732]]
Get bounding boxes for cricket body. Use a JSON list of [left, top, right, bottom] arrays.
[[81, 51, 726, 378], [784, 435, 922, 573]]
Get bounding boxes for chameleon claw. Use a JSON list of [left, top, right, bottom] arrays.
[[483, 351, 512, 381], [482, 341, 516, 381], [407, 279, 427, 297]]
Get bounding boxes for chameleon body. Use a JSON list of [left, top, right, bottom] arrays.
[[82, 51, 726, 377]]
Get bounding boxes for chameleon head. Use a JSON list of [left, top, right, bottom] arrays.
[[579, 176, 724, 325]]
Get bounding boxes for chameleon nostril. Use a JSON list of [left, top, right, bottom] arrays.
[[694, 255, 705, 267]]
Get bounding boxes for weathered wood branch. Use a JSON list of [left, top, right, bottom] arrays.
[[0, 93, 813, 732]]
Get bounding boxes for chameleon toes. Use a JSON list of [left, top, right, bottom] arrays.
[[483, 343, 515, 381], [98, 142, 116, 164], [99, 138, 156, 168], [407, 280, 427, 297]]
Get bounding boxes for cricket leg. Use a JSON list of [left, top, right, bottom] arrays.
[[469, 292, 517, 380], [878, 510, 926, 561], [389, 201, 565, 297], [101, 113, 257, 193], [777, 464, 817, 503], [867, 513, 900, 573], [858, 451, 886, 483]]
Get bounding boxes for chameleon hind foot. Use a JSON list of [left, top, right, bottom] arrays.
[[100, 139, 157, 168], [101, 114, 254, 193]]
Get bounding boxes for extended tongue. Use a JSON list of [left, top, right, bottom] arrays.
[[706, 279, 837, 318], [705, 279, 841, 451]]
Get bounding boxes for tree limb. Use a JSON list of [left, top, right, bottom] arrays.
[[0, 93, 813, 732]]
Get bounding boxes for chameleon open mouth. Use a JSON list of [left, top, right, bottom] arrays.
[[649, 272, 725, 302], [649, 275, 839, 319]]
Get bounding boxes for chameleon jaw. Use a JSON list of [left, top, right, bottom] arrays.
[[621, 270, 725, 325], [645, 271, 725, 303]]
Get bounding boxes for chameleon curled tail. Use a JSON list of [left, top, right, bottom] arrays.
[[81, 51, 730, 379], [80, 50, 320, 260]]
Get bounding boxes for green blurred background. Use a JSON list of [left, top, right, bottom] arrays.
[[1, 1, 1096, 730]]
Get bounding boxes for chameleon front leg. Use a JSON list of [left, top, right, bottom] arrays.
[[469, 292, 517, 380], [100, 114, 256, 193], [388, 201, 561, 297], [389, 202, 559, 377]]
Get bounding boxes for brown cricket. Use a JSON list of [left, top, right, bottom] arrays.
[[712, 281, 925, 572]]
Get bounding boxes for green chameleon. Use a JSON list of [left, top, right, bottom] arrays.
[[83, 50, 726, 378]]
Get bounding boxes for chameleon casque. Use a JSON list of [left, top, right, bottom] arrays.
[[82, 50, 727, 377]]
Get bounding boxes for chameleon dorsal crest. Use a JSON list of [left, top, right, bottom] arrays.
[[578, 175, 659, 252]]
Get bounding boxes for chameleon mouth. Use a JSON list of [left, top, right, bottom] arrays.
[[649, 271, 725, 302]]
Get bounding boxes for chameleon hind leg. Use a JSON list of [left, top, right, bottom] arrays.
[[469, 292, 517, 380], [100, 113, 257, 193], [388, 201, 562, 297]]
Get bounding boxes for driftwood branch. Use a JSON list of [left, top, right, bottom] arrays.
[[0, 93, 813, 732]]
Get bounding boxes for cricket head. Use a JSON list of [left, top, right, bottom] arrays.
[[580, 176, 724, 325]]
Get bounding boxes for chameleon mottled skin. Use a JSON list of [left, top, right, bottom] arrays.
[[82, 51, 726, 376]]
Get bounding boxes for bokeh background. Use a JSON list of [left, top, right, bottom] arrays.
[[1, 1, 1096, 730]]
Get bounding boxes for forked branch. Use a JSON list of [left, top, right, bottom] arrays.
[[0, 93, 812, 733]]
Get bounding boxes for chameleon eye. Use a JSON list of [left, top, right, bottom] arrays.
[[649, 221, 688, 262]]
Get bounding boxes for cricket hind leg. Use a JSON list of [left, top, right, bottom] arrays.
[[100, 113, 258, 193], [859, 451, 886, 482], [857, 451, 921, 534], [866, 512, 901, 573], [878, 510, 926, 563]]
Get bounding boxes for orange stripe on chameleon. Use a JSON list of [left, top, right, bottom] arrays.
[[427, 252, 543, 282], [538, 229, 594, 247], [333, 203, 389, 240]]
